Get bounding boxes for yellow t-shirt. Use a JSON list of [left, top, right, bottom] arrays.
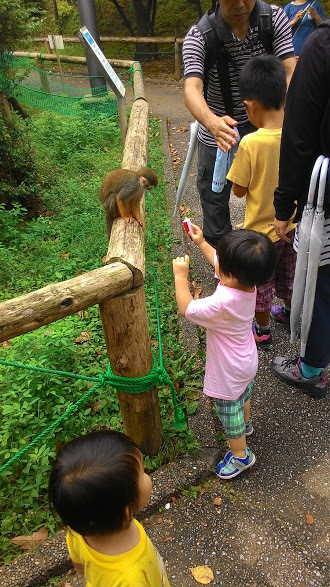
[[227, 128, 295, 241], [66, 519, 170, 587]]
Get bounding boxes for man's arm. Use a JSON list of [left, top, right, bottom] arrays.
[[184, 77, 238, 153], [281, 56, 296, 87]]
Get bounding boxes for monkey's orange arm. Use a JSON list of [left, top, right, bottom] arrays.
[[116, 197, 133, 223]]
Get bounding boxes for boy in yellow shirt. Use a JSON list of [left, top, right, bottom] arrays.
[[49, 430, 170, 587], [227, 55, 296, 349]]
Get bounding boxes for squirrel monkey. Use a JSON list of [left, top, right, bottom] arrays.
[[100, 166, 158, 238]]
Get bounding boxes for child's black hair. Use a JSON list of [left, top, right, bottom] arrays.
[[49, 430, 141, 536], [216, 229, 276, 288], [238, 54, 286, 110]]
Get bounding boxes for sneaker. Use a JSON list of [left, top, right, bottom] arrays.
[[216, 447, 256, 480], [270, 305, 291, 332], [215, 451, 233, 475], [252, 324, 272, 349], [271, 356, 327, 399], [245, 419, 254, 436]]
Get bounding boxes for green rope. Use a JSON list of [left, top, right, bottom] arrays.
[[0, 379, 104, 475], [145, 192, 186, 429], [0, 359, 100, 383], [0, 353, 185, 474]]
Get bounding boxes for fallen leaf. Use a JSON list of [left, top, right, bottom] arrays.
[[77, 310, 84, 319], [190, 565, 214, 584], [157, 517, 163, 524], [213, 497, 222, 506], [91, 400, 101, 413], [178, 205, 185, 213], [102, 255, 107, 264], [151, 339, 159, 348], [176, 124, 188, 133], [60, 253, 69, 258], [95, 349, 102, 356], [74, 331, 90, 344], [2, 341, 10, 348], [54, 238, 59, 243], [163, 536, 172, 542], [11, 526, 48, 550], [305, 512, 314, 525]]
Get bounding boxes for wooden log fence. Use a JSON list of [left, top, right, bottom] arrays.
[[32, 35, 184, 80], [0, 63, 162, 455]]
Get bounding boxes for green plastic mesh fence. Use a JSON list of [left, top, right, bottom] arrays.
[[0, 53, 132, 117]]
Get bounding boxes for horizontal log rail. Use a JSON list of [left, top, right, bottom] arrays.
[[13, 51, 135, 70], [0, 263, 134, 343], [29, 34, 184, 80], [34, 35, 184, 44]]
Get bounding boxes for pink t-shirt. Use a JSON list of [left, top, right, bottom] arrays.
[[185, 284, 258, 400]]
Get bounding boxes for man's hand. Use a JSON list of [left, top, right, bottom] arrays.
[[209, 115, 238, 153], [173, 255, 190, 278], [273, 218, 290, 243], [183, 78, 238, 152]]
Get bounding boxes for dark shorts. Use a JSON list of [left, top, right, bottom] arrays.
[[256, 230, 297, 312]]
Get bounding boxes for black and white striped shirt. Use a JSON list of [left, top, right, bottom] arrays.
[[183, 3, 294, 147]]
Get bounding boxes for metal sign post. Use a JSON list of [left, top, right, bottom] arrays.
[[78, 26, 127, 142]]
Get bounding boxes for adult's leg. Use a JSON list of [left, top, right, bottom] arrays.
[[197, 141, 232, 248], [303, 264, 330, 368]]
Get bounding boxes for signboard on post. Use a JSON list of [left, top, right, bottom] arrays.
[[79, 27, 125, 98], [78, 26, 127, 141]]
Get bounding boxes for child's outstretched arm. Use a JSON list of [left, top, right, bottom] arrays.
[[173, 255, 193, 316], [188, 223, 216, 267]]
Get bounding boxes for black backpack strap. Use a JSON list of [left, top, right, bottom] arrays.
[[197, 10, 235, 116], [256, 0, 273, 53]]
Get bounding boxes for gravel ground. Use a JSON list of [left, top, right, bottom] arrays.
[[1, 79, 329, 587]]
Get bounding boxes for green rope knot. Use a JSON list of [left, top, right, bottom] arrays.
[[103, 360, 186, 430]]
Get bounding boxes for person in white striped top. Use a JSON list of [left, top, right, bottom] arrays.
[[182, 0, 296, 248]]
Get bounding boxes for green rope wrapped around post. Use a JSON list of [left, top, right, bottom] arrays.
[[0, 354, 185, 474]]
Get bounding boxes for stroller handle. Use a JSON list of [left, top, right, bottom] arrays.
[[307, 155, 325, 209]]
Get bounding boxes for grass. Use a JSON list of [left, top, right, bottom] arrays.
[[0, 110, 202, 564]]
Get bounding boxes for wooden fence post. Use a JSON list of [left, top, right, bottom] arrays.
[[98, 72, 162, 456], [174, 39, 181, 80], [99, 288, 162, 456]]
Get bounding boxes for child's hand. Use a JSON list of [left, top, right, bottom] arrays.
[[188, 224, 205, 247], [173, 255, 190, 278]]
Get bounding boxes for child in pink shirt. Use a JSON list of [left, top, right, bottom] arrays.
[[173, 226, 276, 479]]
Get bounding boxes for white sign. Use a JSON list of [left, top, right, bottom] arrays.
[[48, 35, 64, 50], [79, 26, 125, 98]]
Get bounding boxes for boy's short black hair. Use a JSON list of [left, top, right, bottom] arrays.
[[49, 430, 141, 536], [216, 229, 276, 288], [238, 54, 286, 110]]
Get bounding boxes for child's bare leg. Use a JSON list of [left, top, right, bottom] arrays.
[[255, 309, 270, 327], [244, 399, 251, 424], [228, 435, 246, 459]]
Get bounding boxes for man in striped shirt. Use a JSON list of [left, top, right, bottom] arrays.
[[182, 0, 295, 248]]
